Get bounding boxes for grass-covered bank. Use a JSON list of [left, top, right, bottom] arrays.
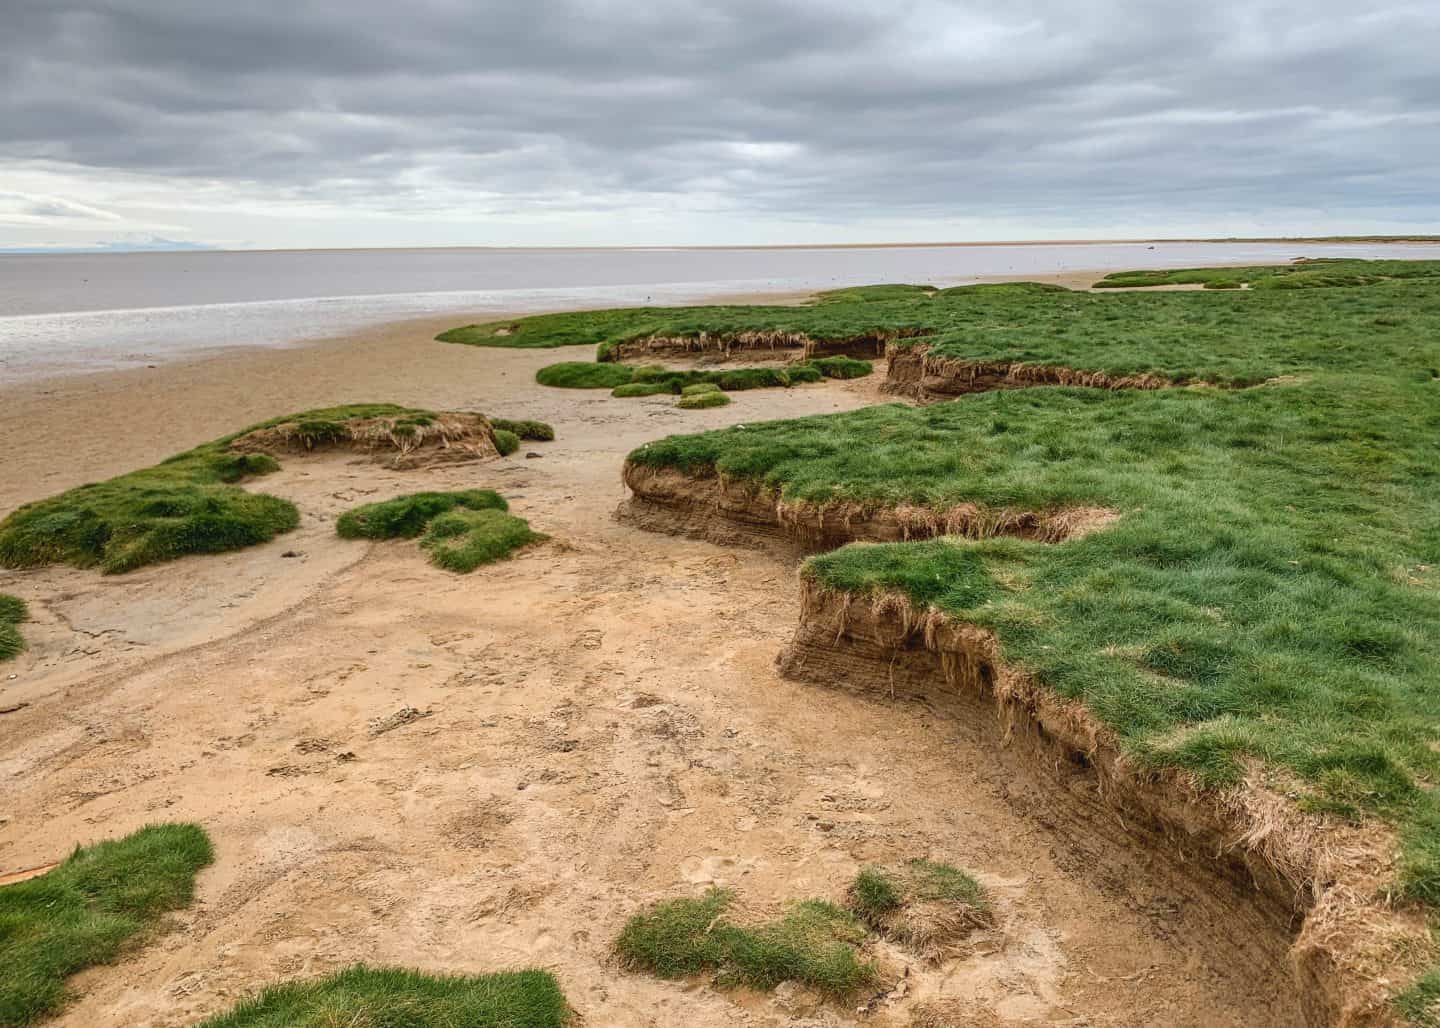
[[621, 262, 1440, 1019], [0, 823, 213, 1026], [198, 965, 570, 1028], [0, 593, 27, 661], [0, 405, 521, 574], [454, 259, 1440, 387]]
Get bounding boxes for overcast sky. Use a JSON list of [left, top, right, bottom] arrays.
[[2, 0, 1437, 250]]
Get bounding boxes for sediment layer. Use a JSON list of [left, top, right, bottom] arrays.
[[619, 463, 1116, 555], [230, 412, 501, 468], [777, 583, 1427, 1028], [605, 327, 932, 363], [884, 343, 1173, 402]]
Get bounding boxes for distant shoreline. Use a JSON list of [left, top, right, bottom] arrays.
[[4, 235, 1439, 257]]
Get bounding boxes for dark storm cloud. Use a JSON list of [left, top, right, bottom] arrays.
[[3, 0, 1438, 229]]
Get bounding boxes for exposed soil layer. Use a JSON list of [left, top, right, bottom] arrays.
[[884, 343, 1173, 402], [605, 327, 933, 363], [775, 584, 1428, 1028], [230, 412, 501, 468], [620, 462, 1117, 555]]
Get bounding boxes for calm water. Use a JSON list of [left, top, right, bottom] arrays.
[[3, 242, 1439, 381]]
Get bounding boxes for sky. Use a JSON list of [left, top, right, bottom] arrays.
[[1, 0, 1437, 251]]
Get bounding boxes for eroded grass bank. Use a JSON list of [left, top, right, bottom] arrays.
[[616, 262, 1440, 1023]]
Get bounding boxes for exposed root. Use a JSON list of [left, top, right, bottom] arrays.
[[884, 343, 1174, 402], [620, 462, 1117, 554], [606, 327, 933, 363], [230, 412, 502, 469], [778, 582, 1433, 1028]]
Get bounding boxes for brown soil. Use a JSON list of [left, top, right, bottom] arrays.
[[884, 345, 1174, 403], [0, 301, 1354, 1026]]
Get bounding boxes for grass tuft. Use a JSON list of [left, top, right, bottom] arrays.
[[197, 964, 570, 1028], [535, 362, 635, 389], [490, 418, 555, 442], [336, 490, 507, 540], [493, 429, 521, 456], [848, 861, 989, 959], [0, 593, 26, 662], [681, 382, 723, 396], [0, 823, 213, 1026], [677, 391, 731, 410], [420, 508, 545, 573], [616, 887, 876, 997]]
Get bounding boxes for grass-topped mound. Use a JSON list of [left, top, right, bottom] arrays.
[[535, 358, 867, 398], [677, 391, 731, 410], [0, 823, 213, 1026], [336, 490, 508, 539], [616, 887, 876, 997], [198, 965, 570, 1028], [0, 594, 27, 662], [849, 860, 991, 960], [337, 491, 543, 573], [421, 508, 545, 573], [621, 263, 1440, 1018], [0, 405, 530, 575]]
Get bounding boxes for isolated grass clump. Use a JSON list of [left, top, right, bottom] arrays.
[[420, 508, 545, 573], [489, 418, 555, 442], [849, 861, 990, 959], [0, 593, 26, 662], [535, 362, 636, 389], [336, 490, 507, 540], [0, 823, 213, 1026], [493, 429, 521, 456], [0, 447, 296, 575], [616, 887, 876, 997], [681, 382, 722, 396], [677, 391, 731, 410], [198, 965, 570, 1028], [807, 355, 873, 379]]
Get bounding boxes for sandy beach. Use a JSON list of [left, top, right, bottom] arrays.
[[0, 280, 1295, 1027]]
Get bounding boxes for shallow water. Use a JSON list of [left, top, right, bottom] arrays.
[[3, 241, 1438, 381]]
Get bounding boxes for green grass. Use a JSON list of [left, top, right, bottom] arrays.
[[0, 594, 26, 662], [489, 418, 555, 442], [615, 887, 876, 997], [681, 382, 723, 396], [493, 429, 521, 456], [850, 861, 987, 925], [420, 508, 544, 573], [336, 490, 507, 540], [197, 965, 569, 1028], [677, 391, 731, 410], [1093, 258, 1440, 291], [0, 404, 518, 575], [0, 823, 213, 1026], [623, 265, 1440, 996], [535, 362, 636, 389], [539, 360, 841, 397], [807, 355, 874, 379]]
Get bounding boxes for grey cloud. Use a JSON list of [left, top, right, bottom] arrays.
[[1, 0, 1438, 238]]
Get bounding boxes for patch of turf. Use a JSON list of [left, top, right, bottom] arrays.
[[615, 887, 876, 997], [848, 861, 990, 958], [677, 391, 731, 410], [535, 362, 636, 389], [0, 823, 213, 1026], [493, 429, 521, 456], [336, 490, 507, 540], [624, 264, 1440, 969], [612, 382, 674, 397], [420, 508, 545, 573], [197, 965, 570, 1028], [1092, 258, 1440, 291], [489, 418, 555, 442], [681, 382, 723, 396], [0, 404, 482, 574], [807, 355, 874, 379], [0, 593, 26, 662]]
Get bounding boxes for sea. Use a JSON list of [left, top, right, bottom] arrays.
[[4, 241, 1439, 382]]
